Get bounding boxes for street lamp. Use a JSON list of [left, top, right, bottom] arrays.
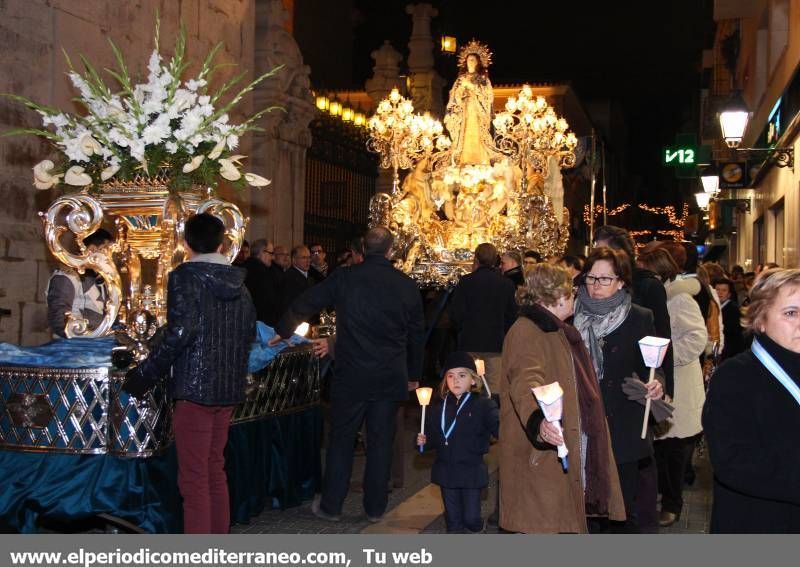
[[329, 98, 342, 117], [315, 93, 330, 111], [716, 91, 794, 169], [694, 191, 711, 210], [700, 164, 720, 194], [441, 35, 457, 54], [718, 91, 750, 149]]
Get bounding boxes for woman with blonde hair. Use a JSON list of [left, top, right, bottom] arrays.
[[703, 268, 800, 533], [499, 263, 624, 533]]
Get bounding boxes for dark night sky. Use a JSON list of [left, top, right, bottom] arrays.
[[346, 0, 715, 206]]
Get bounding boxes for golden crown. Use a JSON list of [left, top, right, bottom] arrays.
[[457, 39, 492, 69]]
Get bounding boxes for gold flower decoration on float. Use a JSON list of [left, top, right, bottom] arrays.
[[367, 45, 577, 288], [3, 19, 269, 339]]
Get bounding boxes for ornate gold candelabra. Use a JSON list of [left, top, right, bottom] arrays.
[[366, 88, 450, 195], [493, 85, 578, 188]]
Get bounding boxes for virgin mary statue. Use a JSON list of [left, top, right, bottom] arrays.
[[443, 40, 505, 166]]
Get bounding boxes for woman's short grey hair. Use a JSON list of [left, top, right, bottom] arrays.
[[743, 268, 800, 333], [519, 263, 573, 307]]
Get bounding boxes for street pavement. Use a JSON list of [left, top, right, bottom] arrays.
[[232, 406, 712, 534]]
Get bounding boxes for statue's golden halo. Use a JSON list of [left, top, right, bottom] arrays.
[[457, 39, 492, 69]]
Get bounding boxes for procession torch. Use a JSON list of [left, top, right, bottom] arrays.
[[637, 336, 671, 439], [415, 387, 433, 454]]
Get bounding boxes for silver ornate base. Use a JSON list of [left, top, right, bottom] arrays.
[[0, 345, 321, 458]]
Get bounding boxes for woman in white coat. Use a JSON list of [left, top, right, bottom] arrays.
[[638, 249, 707, 527]]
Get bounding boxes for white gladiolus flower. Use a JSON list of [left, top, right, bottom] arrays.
[[208, 138, 226, 159], [64, 165, 92, 186], [186, 79, 205, 91], [100, 164, 120, 181], [182, 155, 205, 173], [244, 173, 271, 187], [79, 134, 102, 157], [218, 158, 242, 181]]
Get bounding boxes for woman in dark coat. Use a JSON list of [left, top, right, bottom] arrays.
[[703, 268, 800, 533], [573, 247, 665, 532]]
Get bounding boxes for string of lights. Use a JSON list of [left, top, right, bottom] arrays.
[[582, 203, 630, 225], [637, 203, 689, 228]]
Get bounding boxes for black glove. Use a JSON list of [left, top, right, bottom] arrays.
[[122, 366, 155, 398]]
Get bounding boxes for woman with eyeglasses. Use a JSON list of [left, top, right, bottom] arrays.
[[574, 247, 664, 532]]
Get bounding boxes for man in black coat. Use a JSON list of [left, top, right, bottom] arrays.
[[272, 226, 425, 521], [123, 214, 256, 533], [279, 245, 314, 318], [449, 243, 518, 396], [309, 243, 328, 283], [243, 238, 282, 326]]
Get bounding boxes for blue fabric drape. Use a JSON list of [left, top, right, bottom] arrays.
[[0, 406, 322, 533], [0, 449, 181, 533], [0, 322, 307, 372]]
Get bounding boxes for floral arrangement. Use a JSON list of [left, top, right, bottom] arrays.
[[3, 19, 280, 192]]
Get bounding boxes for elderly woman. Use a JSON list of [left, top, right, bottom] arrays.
[[638, 249, 707, 527], [573, 247, 664, 532], [500, 263, 624, 533], [702, 268, 800, 533]]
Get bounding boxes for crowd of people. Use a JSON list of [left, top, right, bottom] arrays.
[[417, 228, 797, 534], [50, 219, 796, 534]]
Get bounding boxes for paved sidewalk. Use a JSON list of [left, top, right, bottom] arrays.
[[232, 407, 712, 535]]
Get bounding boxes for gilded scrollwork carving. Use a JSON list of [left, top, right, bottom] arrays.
[[40, 194, 122, 338]]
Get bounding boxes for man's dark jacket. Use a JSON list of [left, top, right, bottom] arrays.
[[125, 260, 256, 405], [243, 257, 282, 326], [632, 267, 674, 398], [504, 266, 525, 288], [280, 266, 314, 318], [276, 254, 425, 402], [720, 300, 745, 360], [449, 266, 518, 352]]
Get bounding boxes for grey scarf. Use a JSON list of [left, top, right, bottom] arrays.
[[573, 286, 632, 380]]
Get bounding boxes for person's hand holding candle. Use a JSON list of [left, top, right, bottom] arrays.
[[538, 420, 564, 446]]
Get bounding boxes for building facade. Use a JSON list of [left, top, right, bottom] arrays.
[[710, 0, 800, 269]]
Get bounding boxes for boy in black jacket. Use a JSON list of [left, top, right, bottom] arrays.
[[124, 213, 256, 533]]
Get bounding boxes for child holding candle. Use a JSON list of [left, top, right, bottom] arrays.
[[416, 352, 499, 533]]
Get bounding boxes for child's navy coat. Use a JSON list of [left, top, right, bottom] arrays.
[[421, 393, 499, 488]]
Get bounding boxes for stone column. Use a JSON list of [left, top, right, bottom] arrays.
[[250, 0, 316, 248], [405, 3, 444, 117]]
